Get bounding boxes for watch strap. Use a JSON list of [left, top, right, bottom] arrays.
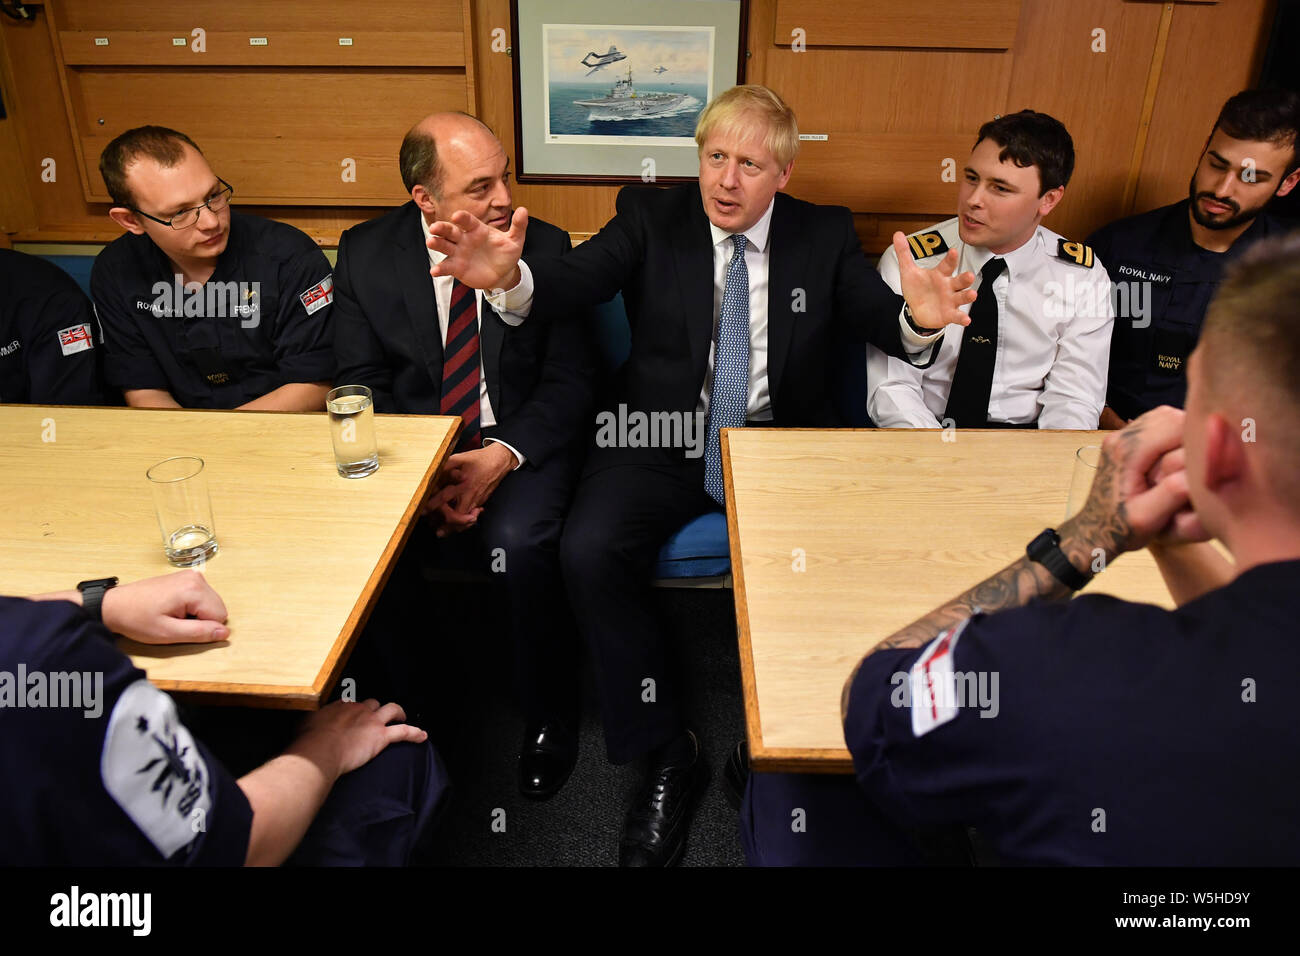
[[904, 302, 942, 337], [76, 577, 118, 624], [1027, 530, 1089, 591]]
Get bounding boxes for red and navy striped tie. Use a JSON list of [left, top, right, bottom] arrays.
[[440, 279, 482, 450]]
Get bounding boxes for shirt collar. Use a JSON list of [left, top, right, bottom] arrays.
[[145, 212, 239, 283], [419, 210, 446, 267], [708, 197, 775, 253], [1150, 200, 1201, 261], [998, 225, 1044, 277], [962, 223, 1043, 279]]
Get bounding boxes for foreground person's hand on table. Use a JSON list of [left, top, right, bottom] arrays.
[[30, 569, 230, 645]]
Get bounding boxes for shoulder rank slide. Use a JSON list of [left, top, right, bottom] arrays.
[[1057, 239, 1095, 268], [906, 231, 949, 260]]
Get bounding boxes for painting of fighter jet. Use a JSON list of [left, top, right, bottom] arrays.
[[581, 45, 627, 76], [653, 65, 668, 74]]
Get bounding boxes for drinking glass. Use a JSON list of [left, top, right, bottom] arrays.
[[327, 385, 380, 478], [147, 456, 219, 566], [1065, 445, 1102, 521]]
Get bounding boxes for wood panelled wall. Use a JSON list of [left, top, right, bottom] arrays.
[[759, 0, 1274, 249], [0, 0, 474, 242], [0, 0, 1278, 251]]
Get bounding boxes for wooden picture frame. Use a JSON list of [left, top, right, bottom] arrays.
[[511, 0, 748, 184]]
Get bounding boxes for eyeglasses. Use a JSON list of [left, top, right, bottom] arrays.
[[133, 178, 234, 230]]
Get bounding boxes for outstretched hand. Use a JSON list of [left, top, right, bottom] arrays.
[[427, 207, 529, 292], [892, 231, 977, 331]]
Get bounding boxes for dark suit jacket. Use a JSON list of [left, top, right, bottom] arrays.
[[527, 184, 933, 465], [333, 202, 594, 467]]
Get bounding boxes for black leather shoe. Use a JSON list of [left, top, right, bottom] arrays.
[[722, 739, 749, 812], [518, 721, 578, 801], [619, 730, 708, 867]]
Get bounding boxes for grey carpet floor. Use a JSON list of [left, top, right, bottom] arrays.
[[420, 582, 747, 867]]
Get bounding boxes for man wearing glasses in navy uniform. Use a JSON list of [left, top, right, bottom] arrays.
[[90, 126, 335, 410]]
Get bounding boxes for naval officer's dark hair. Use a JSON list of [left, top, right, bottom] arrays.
[[973, 110, 1075, 196], [1210, 88, 1300, 177], [99, 126, 203, 208]]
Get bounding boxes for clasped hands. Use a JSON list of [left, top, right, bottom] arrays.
[[420, 441, 517, 538], [1061, 406, 1210, 567]]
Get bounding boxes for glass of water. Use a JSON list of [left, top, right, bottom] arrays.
[[146, 456, 219, 567], [327, 385, 379, 478]]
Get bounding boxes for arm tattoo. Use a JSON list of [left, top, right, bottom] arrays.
[[842, 556, 1071, 727], [871, 422, 1146, 655], [843, 421, 1144, 717], [872, 556, 1072, 654], [1066, 422, 1140, 559]]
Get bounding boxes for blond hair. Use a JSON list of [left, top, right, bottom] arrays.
[[1199, 231, 1300, 512], [694, 85, 799, 169]]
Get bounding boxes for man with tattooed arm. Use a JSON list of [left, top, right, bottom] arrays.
[[740, 232, 1300, 866]]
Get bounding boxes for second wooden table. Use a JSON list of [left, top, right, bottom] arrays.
[[723, 428, 1179, 773]]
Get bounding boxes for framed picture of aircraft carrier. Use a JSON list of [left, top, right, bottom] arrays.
[[511, 0, 748, 183]]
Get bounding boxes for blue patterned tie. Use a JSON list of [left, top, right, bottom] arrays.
[[704, 234, 749, 505]]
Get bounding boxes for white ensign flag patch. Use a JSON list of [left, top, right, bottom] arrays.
[[57, 323, 94, 356], [299, 274, 334, 315], [909, 619, 971, 737], [100, 679, 213, 859]]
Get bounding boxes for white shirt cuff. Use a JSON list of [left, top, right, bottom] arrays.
[[898, 306, 942, 348], [483, 437, 526, 469], [484, 260, 534, 324], [897, 307, 941, 365]]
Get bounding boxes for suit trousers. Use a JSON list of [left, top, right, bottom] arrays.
[[470, 439, 584, 724], [360, 436, 584, 742], [559, 457, 717, 764]]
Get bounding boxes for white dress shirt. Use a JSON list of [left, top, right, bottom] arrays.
[[420, 213, 524, 465], [867, 217, 1114, 429], [487, 198, 941, 421]]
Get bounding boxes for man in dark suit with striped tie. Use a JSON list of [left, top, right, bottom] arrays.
[[333, 112, 594, 799]]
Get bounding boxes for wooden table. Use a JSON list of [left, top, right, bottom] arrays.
[[0, 405, 457, 708], [722, 428, 1183, 773]]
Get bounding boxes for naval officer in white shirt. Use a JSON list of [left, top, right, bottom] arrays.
[[868, 111, 1114, 430]]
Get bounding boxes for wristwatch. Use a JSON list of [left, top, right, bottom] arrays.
[[903, 303, 942, 337], [76, 577, 119, 624], [1026, 530, 1089, 591]]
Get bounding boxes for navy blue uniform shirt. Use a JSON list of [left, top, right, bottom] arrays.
[[90, 211, 335, 408], [844, 559, 1300, 865], [0, 249, 107, 405], [0, 597, 252, 865], [1087, 200, 1285, 420]]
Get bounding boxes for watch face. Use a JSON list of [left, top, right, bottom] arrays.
[[78, 577, 118, 591], [1028, 529, 1058, 557]]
